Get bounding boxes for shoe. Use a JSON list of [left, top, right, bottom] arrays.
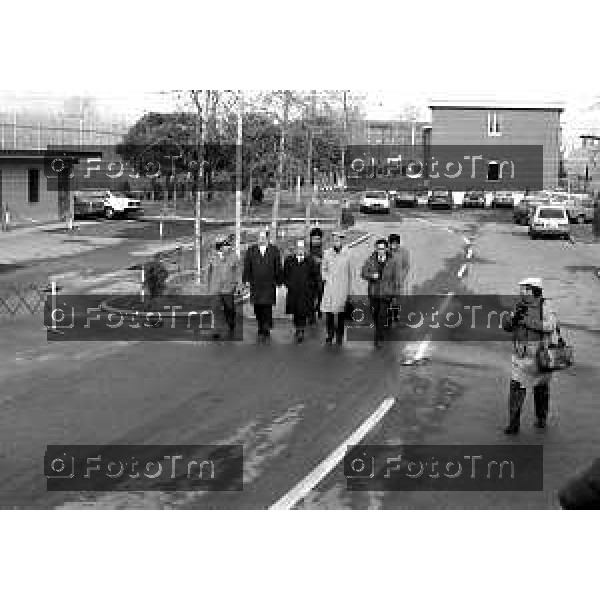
[[325, 337, 333, 346], [534, 418, 546, 429], [503, 426, 519, 435], [295, 329, 304, 343]]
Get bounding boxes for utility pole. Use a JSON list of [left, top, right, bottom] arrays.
[[193, 90, 208, 280], [235, 91, 244, 259], [272, 90, 290, 238], [305, 90, 316, 236]]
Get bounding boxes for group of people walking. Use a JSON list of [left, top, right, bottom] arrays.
[[239, 227, 411, 347]]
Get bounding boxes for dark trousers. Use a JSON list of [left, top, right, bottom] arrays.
[[220, 294, 236, 330], [254, 304, 273, 335], [508, 379, 550, 429], [325, 312, 345, 342], [370, 297, 392, 343]]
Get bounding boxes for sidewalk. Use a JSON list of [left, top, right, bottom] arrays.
[[0, 226, 126, 265]]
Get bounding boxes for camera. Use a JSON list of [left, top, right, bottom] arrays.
[[44, 452, 75, 479]]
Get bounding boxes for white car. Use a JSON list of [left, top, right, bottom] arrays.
[[529, 205, 571, 240], [78, 190, 144, 219], [359, 191, 390, 214]]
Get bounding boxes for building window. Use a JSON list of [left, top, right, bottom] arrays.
[[28, 169, 40, 203], [487, 161, 499, 181], [487, 111, 501, 136]]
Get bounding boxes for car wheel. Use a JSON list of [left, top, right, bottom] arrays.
[[105, 206, 115, 219]]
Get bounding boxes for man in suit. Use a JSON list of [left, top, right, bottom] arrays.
[[242, 229, 282, 342], [388, 233, 411, 323], [283, 239, 320, 343]]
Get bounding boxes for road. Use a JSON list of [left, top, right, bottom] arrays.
[[0, 208, 598, 509]]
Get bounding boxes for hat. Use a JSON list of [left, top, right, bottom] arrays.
[[519, 277, 542, 289]]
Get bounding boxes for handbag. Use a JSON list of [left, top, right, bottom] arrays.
[[535, 300, 574, 372]]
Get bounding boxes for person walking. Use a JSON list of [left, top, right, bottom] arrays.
[[283, 239, 320, 343], [308, 227, 324, 324], [387, 233, 411, 322], [209, 235, 240, 339], [501, 277, 560, 434], [242, 229, 282, 342], [361, 238, 397, 349], [321, 231, 352, 345]]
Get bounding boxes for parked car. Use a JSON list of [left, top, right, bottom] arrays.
[[359, 190, 390, 214], [529, 205, 571, 240], [394, 190, 417, 208], [563, 195, 596, 223], [462, 189, 485, 208], [513, 195, 546, 225], [415, 188, 429, 206], [78, 190, 144, 219], [428, 188, 453, 210], [73, 193, 105, 218], [491, 191, 515, 208]]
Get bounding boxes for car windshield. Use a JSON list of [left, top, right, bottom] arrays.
[[538, 209, 565, 219], [366, 192, 387, 199], [433, 190, 449, 197]]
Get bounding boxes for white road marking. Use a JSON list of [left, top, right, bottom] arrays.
[[269, 396, 396, 510], [457, 264, 468, 278]]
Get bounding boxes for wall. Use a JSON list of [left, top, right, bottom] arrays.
[[0, 158, 74, 223], [430, 108, 562, 189]]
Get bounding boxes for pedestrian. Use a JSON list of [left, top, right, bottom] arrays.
[[308, 227, 324, 324], [361, 238, 398, 349], [252, 184, 264, 205], [501, 277, 560, 434], [558, 459, 600, 509], [283, 239, 320, 343], [242, 229, 282, 342], [209, 235, 240, 339], [387, 233, 411, 322], [321, 231, 352, 345]]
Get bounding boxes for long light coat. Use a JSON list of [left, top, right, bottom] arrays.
[[506, 297, 559, 387], [321, 247, 352, 314]]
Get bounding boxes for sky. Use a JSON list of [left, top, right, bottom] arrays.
[[2, 89, 600, 155]]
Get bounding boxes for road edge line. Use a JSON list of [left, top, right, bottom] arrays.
[[269, 396, 396, 510]]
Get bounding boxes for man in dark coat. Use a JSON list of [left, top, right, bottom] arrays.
[[283, 239, 320, 343], [388, 233, 411, 322], [242, 229, 282, 341], [361, 238, 398, 349], [308, 227, 324, 324]]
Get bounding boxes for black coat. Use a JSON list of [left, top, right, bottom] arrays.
[[242, 244, 282, 305], [283, 254, 320, 316]]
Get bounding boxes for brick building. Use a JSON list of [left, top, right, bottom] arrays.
[[428, 101, 564, 190]]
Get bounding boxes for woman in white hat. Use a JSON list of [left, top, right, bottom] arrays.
[[502, 277, 560, 434]]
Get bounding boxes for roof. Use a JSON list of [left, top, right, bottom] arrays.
[[0, 149, 102, 160], [428, 100, 565, 112]]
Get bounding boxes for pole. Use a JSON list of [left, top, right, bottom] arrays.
[[195, 90, 208, 282], [272, 90, 290, 238], [235, 91, 243, 259], [305, 90, 316, 236]]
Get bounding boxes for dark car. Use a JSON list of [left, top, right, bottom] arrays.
[[462, 190, 485, 208], [394, 190, 417, 208], [491, 191, 515, 209], [428, 188, 453, 210]]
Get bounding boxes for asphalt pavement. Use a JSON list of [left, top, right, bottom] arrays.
[[0, 207, 598, 509]]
